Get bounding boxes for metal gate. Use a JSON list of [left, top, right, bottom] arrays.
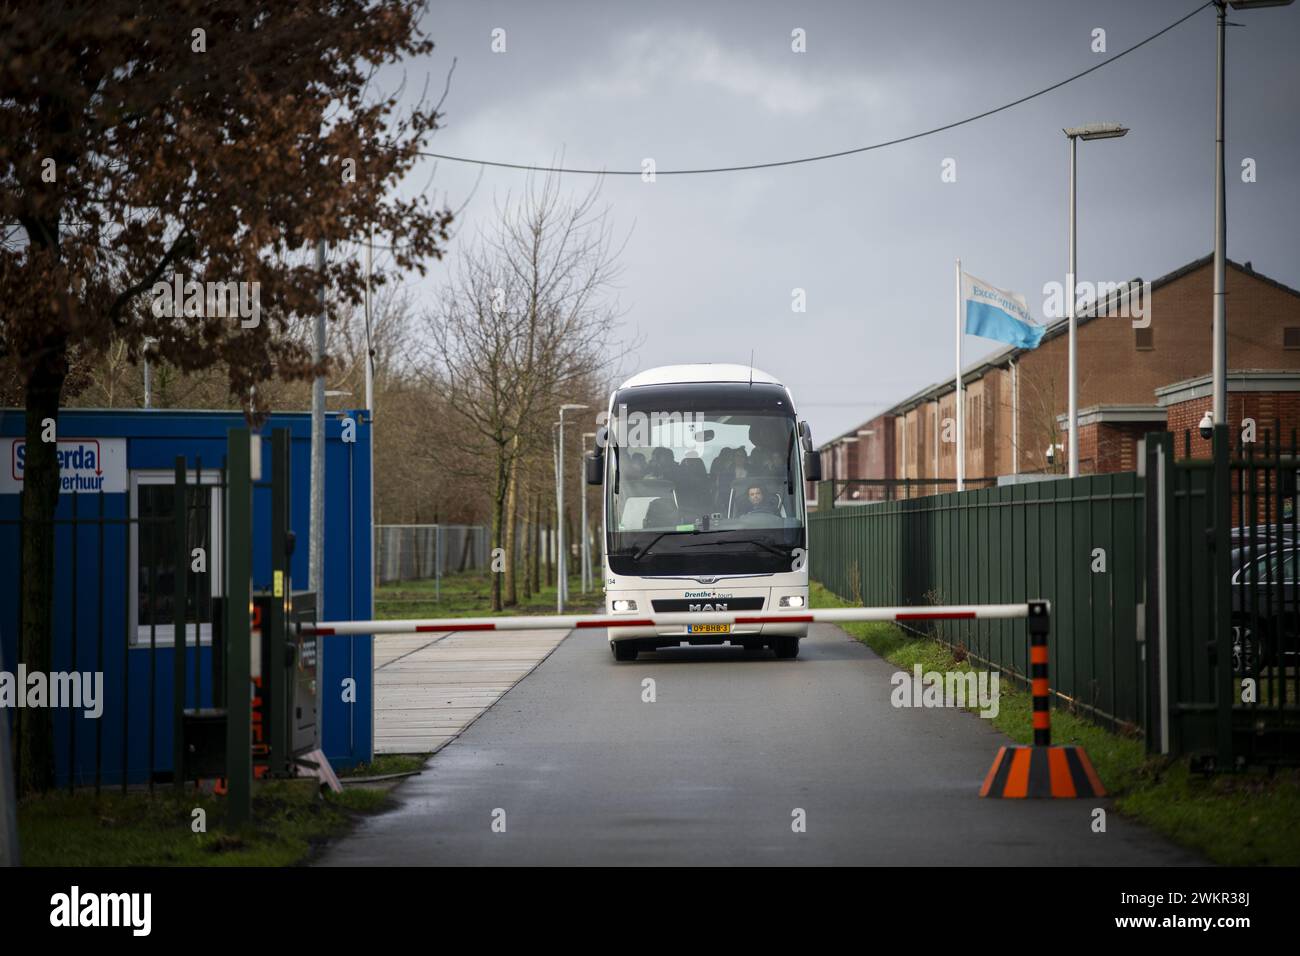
[[1145, 425, 1300, 768]]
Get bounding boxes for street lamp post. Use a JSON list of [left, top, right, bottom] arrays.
[[581, 432, 595, 594], [556, 403, 588, 611], [1063, 122, 1129, 478], [550, 421, 561, 604], [1212, 1, 1294, 425]]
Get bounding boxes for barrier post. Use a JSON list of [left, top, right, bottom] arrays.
[[980, 600, 1106, 799], [1029, 600, 1051, 747]]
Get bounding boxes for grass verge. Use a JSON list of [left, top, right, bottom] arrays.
[[17, 778, 394, 867], [338, 753, 429, 778], [376, 571, 596, 620], [811, 580, 1300, 866]]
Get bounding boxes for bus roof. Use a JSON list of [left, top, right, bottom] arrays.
[[617, 364, 783, 390]]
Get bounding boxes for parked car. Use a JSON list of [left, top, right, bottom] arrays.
[[1230, 547, 1298, 673]]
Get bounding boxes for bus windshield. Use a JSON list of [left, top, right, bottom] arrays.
[[605, 384, 805, 575]]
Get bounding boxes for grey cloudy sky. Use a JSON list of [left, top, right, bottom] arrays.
[[384, 0, 1300, 441]]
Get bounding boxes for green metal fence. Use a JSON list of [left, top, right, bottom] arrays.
[[810, 473, 1147, 731]]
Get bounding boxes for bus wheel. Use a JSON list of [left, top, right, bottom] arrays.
[[612, 641, 639, 662], [772, 637, 799, 660]]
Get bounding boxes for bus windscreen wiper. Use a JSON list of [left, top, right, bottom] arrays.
[[686, 538, 795, 561], [612, 529, 694, 561]]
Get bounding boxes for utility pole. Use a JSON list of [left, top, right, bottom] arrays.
[[1212, 1, 1229, 427], [309, 239, 326, 599], [365, 224, 375, 615]]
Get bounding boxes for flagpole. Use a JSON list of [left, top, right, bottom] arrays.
[[955, 258, 964, 492], [1068, 133, 1078, 478]]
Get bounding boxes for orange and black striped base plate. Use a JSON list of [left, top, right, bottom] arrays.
[[979, 745, 1106, 798]]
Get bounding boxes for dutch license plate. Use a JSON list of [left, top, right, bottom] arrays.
[[689, 623, 731, 634]]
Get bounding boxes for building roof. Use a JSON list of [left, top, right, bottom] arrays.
[[1052, 405, 1166, 428], [815, 255, 1300, 452], [1155, 369, 1300, 406]]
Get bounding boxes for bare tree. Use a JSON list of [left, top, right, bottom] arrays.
[[1018, 371, 1066, 475], [422, 173, 629, 609]]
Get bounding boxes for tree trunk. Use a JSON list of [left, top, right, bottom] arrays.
[[544, 504, 553, 587], [522, 494, 534, 600], [532, 495, 542, 594], [502, 437, 521, 607], [489, 447, 509, 612], [563, 503, 573, 597], [19, 331, 69, 795], [457, 529, 473, 574]]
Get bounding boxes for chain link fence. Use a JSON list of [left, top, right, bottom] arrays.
[[374, 524, 491, 585]]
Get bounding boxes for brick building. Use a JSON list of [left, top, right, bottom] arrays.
[[819, 255, 1300, 486], [816, 416, 895, 502]]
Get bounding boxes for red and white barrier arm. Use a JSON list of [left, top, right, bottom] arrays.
[[299, 602, 1042, 636]]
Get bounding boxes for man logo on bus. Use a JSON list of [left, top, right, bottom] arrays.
[[689, 602, 727, 612]]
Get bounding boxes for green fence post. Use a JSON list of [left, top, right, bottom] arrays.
[[225, 428, 252, 825], [1212, 424, 1233, 768], [172, 456, 188, 791], [1143, 432, 1173, 755]]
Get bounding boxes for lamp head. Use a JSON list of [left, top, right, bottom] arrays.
[[1064, 122, 1129, 141]]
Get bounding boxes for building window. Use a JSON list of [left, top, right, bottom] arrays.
[[130, 471, 224, 647], [1136, 326, 1154, 350], [1285, 327, 1300, 349]]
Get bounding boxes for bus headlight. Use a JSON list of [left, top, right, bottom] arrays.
[[779, 595, 805, 608], [611, 599, 638, 612]]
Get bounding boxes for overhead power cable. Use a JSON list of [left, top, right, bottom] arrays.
[[412, 2, 1211, 176]]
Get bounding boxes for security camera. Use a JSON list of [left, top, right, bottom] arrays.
[[1045, 445, 1056, 465], [1198, 411, 1214, 441]]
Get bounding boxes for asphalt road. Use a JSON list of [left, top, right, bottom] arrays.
[[318, 624, 1202, 866]]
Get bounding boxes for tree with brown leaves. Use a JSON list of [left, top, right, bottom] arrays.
[[0, 0, 451, 793]]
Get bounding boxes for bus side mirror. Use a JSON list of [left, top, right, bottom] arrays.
[[803, 450, 822, 482], [585, 450, 604, 486]]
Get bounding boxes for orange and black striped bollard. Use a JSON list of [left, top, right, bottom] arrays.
[[980, 600, 1106, 798]]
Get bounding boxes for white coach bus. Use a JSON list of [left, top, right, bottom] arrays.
[[585, 364, 822, 661]]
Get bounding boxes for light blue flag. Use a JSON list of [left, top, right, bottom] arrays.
[[962, 272, 1044, 349]]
